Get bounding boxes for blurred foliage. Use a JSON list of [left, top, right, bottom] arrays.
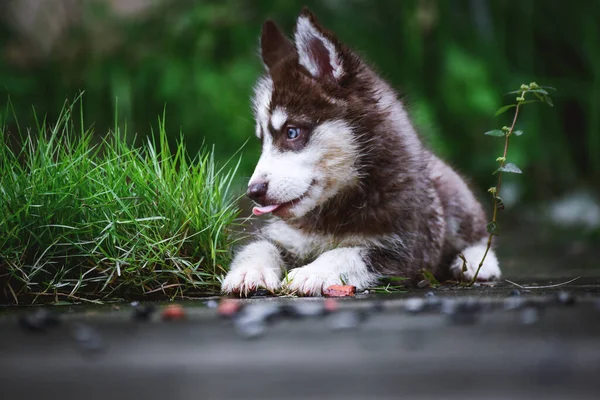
[[1, 0, 599, 201]]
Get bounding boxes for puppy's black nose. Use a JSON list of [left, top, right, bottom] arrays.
[[247, 181, 268, 202]]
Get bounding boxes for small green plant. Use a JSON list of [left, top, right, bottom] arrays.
[[468, 82, 555, 285], [0, 95, 243, 304], [368, 277, 409, 294]]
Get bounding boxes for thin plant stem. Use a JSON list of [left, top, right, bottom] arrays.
[[468, 82, 554, 285], [469, 101, 520, 285]]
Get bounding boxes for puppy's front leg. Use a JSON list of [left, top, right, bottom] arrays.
[[221, 240, 284, 295], [283, 247, 380, 296]]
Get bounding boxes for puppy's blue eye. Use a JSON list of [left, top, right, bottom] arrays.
[[286, 127, 300, 140]]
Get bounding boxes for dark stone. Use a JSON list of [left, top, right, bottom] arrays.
[[131, 303, 156, 321], [556, 291, 576, 306], [250, 289, 270, 298], [18, 309, 60, 332]]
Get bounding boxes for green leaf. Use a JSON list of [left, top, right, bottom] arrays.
[[484, 129, 505, 137], [497, 162, 522, 174], [495, 104, 516, 116], [421, 270, 440, 287], [513, 130, 523, 136], [387, 276, 409, 282], [528, 89, 549, 95], [541, 86, 557, 91], [506, 90, 522, 95], [486, 222, 498, 235], [544, 95, 554, 107]]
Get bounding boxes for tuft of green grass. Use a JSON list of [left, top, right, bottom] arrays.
[[0, 95, 242, 304]]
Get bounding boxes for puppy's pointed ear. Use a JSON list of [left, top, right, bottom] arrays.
[[261, 19, 295, 71], [294, 8, 344, 81]]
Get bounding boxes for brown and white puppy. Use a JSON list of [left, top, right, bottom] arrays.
[[222, 8, 501, 296]]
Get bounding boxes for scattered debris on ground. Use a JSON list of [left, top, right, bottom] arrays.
[[161, 304, 186, 321], [323, 285, 356, 297]]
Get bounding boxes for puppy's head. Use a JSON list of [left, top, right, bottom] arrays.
[[248, 9, 363, 219]]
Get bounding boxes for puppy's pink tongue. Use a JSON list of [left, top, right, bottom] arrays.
[[252, 204, 281, 216]]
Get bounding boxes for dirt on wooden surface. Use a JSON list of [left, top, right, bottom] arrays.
[[2, 278, 600, 400]]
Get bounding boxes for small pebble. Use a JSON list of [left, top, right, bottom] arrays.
[[235, 303, 281, 325], [324, 298, 339, 313], [329, 310, 362, 331], [520, 307, 540, 325], [233, 304, 281, 339], [217, 299, 242, 318], [404, 298, 426, 314], [19, 309, 60, 332], [205, 299, 219, 309], [556, 291, 576, 306], [504, 296, 526, 311], [71, 323, 104, 354], [234, 320, 266, 339], [424, 291, 436, 297], [285, 302, 325, 318], [417, 280, 430, 288], [440, 299, 457, 315], [161, 304, 186, 321], [425, 296, 442, 311]]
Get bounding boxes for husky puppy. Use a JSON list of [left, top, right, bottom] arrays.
[[222, 8, 501, 296]]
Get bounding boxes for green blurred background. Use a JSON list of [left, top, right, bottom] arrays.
[[1, 0, 600, 259]]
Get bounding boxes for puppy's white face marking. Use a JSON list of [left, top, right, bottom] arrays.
[[270, 107, 287, 131], [252, 76, 273, 139], [248, 114, 360, 218]]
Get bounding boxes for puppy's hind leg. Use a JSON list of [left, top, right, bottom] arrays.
[[450, 239, 501, 282]]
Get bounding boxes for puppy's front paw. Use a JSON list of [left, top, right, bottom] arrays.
[[283, 266, 342, 297], [222, 265, 281, 296], [221, 241, 283, 296]]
